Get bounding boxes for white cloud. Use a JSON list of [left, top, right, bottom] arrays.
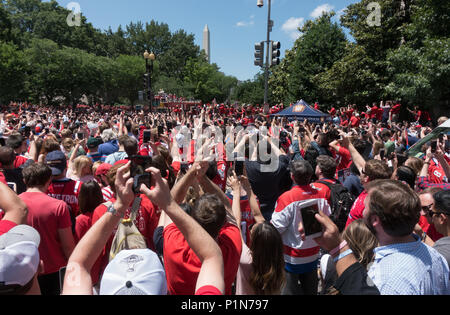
[[282, 17, 305, 40], [310, 4, 335, 18], [336, 7, 346, 19], [236, 15, 255, 27]]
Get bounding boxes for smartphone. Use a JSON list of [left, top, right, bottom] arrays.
[[7, 182, 17, 193], [143, 130, 152, 143], [130, 155, 152, 193], [133, 174, 151, 194], [380, 149, 385, 160], [77, 132, 84, 140], [430, 141, 437, 153], [301, 204, 322, 238], [158, 125, 164, 136], [234, 161, 244, 176]]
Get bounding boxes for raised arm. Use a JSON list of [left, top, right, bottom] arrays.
[[62, 162, 135, 295], [0, 181, 28, 225], [340, 132, 366, 175], [141, 167, 225, 294]]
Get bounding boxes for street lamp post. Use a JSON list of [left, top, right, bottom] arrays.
[[257, 0, 272, 114], [144, 50, 155, 112]]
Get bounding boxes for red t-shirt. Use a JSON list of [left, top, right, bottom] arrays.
[[340, 120, 349, 127], [345, 109, 354, 120], [163, 222, 242, 295], [346, 190, 368, 228], [47, 179, 82, 217], [350, 116, 360, 128], [13, 155, 29, 168], [74, 212, 93, 243], [376, 108, 383, 121], [0, 220, 17, 236], [391, 104, 401, 115], [370, 107, 379, 119], [20, 192, 72, 275]]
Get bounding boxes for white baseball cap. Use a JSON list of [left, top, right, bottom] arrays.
[[99, 249, 167, 295], [0, 225, 41, 293], [175, 133, 185, 147]]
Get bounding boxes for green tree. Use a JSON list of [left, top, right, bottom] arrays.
[[385, 38, 450, 113], [0, 41, 26, 104], [286, 13, 347, 104], [233, 73, 265, 106], [314, 44, 381, 108], [113, 54, 146, 105], [0, 2, 13, 42]]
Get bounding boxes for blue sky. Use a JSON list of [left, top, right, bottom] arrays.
[[55, 0, 359, 81]]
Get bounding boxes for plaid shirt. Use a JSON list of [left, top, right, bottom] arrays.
[[417, 176, 450, 192]]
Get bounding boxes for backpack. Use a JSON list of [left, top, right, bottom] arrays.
[[109, 198, 147, 262], [317, 180, 355, 232]]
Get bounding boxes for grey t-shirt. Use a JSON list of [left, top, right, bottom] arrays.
[[434, 236, 450, 271]]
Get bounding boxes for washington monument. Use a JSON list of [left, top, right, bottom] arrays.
[[203, 24, 210, 63]]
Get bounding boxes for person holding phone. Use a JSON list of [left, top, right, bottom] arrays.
[[271, 160, 331, 295]]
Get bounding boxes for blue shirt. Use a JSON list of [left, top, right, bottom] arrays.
[[368, 235, 450, 295]]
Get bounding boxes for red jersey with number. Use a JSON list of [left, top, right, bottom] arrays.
[[47, 179, 82, 217], [428, 159, 448, 184], [226, 194, 258, 247], [332, 146, 352, 172]]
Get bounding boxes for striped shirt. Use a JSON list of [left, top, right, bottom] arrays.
[[271, 185, 331, 274], [101, 186, 114, 202], [87, 152, 106, 163], [368, 234, 450, 295]]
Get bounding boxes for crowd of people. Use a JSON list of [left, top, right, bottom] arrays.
[[0, 100, 449, 296]]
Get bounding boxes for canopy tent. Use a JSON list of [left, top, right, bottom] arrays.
[[271, 99, 331, 122]]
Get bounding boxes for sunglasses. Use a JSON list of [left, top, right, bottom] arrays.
[[421, 204, 434, 216]]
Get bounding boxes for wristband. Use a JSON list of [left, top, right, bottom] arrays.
[[333, 249, 353, 263], [330, 240, 348, 258]]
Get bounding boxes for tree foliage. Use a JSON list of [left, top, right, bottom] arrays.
[[0, 0, 237, 105]]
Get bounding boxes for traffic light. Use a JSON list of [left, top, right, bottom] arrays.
[[254, 41, 265, 68], [270, 41, 281, 66]]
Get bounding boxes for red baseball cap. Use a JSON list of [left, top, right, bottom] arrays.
[[95, 163, 112, 176]]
